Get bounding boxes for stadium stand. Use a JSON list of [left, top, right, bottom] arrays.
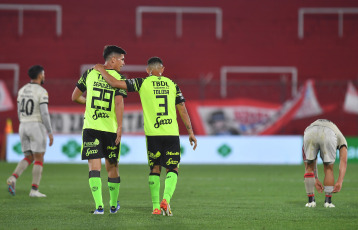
[[0, 0, 358, 142]]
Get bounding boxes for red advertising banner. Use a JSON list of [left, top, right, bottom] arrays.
[[186, 80, 322, 135]]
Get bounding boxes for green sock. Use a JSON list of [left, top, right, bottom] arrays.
[[163, 172, 178, 204], [89, 171, 103, 209], [149, 174, 160, 210], [108, 177, 120, 207]]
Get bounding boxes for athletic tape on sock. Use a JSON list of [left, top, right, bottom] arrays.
[[108, 177, 120, 183], [89, 170, 100, 178]]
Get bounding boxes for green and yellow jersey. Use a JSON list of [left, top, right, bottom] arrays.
[[125, 75, 185, 136], [76, 68, 127, 133]]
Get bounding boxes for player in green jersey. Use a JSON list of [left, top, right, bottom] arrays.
[[71, 45, 127, 214], [94, 57, 197, 216]]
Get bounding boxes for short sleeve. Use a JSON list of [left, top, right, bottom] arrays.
[[175, 83, 185, 104], [125, 78, 144, 92], [76, 68, 92, 92], [39, 89, 49, 104]]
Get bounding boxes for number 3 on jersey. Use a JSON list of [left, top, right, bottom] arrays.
[[156, 95, 168, 116]]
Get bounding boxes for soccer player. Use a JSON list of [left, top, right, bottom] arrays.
[[94, 56, 197, 216], [7, 65, 54, 197], [71, 45, 127, 214], [302, 119, 348, 208]]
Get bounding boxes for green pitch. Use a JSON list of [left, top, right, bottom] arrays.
[[1, 163, 357, 230]]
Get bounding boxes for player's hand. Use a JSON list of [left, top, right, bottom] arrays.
[[48, 133, 54, 147], [115, 127, 122, 145], [315, 178, 324, 193], [189, 134, 197, 151], [333, 182, 342, 193], [94, 64, 105, 72]]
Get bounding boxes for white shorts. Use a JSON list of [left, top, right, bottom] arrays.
[[19, 122, 47, 153], [303, 126, 337, 163]]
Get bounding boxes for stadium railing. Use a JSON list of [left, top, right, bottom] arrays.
[[298, 7, 358, 39], [220, 66, 298, 98], [0, 3, 62, 36], [135, 6, 223, 39], [0, 63, 20, 96]]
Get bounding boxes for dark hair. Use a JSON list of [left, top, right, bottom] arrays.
[[28, 65, 44, 79], [147, 57, 163, 65], [103, 45, 127, 60]]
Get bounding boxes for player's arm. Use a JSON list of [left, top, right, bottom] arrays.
[[94, 64, 127, 90], [114, 95, 124, 145], [71, 87, 86, 104], [176, 102, 197, 150], [333, 146, 348, 193], [39, 103, 54, 146]]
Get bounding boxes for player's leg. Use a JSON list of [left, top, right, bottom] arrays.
[[7, 151, 33, 196], [28, 123, 47, 197], [29, 152, 46, 197], [7, 123, 33, 195], [105, 158, 120, 214], [323, 163, 335, 207], [149, 165, 161, 214], [321, 127, 337, 208], [81, 129, 105, 213], [304, 161, 316, 207], [146, 136, 162, 215], [303, 128, 319, 207], [88, 158, 104, 214], [161, 136, 180, 216]]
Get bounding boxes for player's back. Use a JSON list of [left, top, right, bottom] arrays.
[[136, 75, 182, 136], [78, 68, 127, 133], [305, 119, 347, 149], [17, 83, 48, 123]]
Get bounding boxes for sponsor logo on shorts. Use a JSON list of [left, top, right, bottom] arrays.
[[86, 148, 98, 156], [107, 146, 117, 150], [148, 151, 161, 159], [166, 158, 179, 165], [84, 139, 100, 147], [166, 151, 179, 156], [92, 109, 110, 120], [154, 117, 172, 129], [108, 152, 117, 158]]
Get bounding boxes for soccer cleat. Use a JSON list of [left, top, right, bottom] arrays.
[[29, 189, 47, 197], [152, 208, 161, 215], [324, 202, 335, 208], [160, 199, 173, 216], [7, 176, 16, 196], [305, 201, 316, 207], [93, 206, 104, 214], [110, 201, 120, 214]]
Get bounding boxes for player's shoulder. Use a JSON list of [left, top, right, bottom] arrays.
[[106, 69, 126, 79]]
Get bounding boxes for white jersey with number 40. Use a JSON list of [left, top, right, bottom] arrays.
[[17, 83, 49, 123]]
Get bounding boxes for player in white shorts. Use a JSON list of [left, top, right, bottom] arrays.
[[302, 119, 348, 208], [7, 65, 54, 197]]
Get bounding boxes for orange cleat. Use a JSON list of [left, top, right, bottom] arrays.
[[160, 199, 173, 216], [152, 208, 161, 215]]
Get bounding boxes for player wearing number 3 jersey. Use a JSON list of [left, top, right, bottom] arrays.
[[72, 45, 127, 214], [7, 65, 54, 198], [95, 57, 197, 216]]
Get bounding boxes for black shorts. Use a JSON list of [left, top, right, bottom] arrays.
[[146, 135, 181, 170], [81, 129, 120, 164]]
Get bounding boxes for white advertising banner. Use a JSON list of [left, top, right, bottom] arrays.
[[6, 134, 303, 165]]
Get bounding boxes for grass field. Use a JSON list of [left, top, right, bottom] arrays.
[[0, 163, 357, 230]]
